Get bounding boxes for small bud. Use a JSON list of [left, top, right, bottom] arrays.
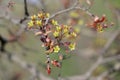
[[51, 60, 61, 67], [46, 65, 51, 75], [59, 55, 63, 60]]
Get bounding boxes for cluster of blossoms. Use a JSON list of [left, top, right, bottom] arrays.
[[27, 11, 112, 74], [89, 15, 112, 32], [68, 11, 112, 33], [27, 11, 77, 74]]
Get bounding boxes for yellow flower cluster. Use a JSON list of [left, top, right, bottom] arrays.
[[56, 26, 61, 31], [53, 31, 59, 37], [53, 25, 77, 38], [71, 32, 77, 37], [37, 12, 50, 18], [27, 12, 77, 54], [51, 19, 58, 26], [27, 11, 78, 75], [63, 25, 69, 33], [27, 12, 50, 28], [28, 20, 42, 28]]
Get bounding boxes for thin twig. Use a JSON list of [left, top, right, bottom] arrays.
[[2, 51, 53, 80], [49, 0, 94, 20], [20, 0, 29, 23]]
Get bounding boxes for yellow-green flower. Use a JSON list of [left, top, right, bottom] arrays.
[[28, 20, 34, 28], [63, 28, 68, 33], [69, 43, 76, 51], [36, 20, 42, 26], [56, 26, 61, 31], [54, 45, 60, 53], [31, 15, 37, 20], [46, 13, 50, 18], [53, 31, 59, 37], [63, 25, 69, 33], [97, 26, 103, 33], [52, 19, 58, 25], [71, 32, 77, 37], [38, 13, 43, 18]]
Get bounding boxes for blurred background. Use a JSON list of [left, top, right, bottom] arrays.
[[0, 0, 120, 80]]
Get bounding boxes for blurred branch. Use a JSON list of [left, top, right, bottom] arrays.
[[100, 28, 120, 56], [17, 41, 39, 53], [49, 0, 94, 20], [20, 0, 29, 23], [85, 0, 95, 10], [2, 51, 52, 80], [62, 9, 120, 80], [95, 63, 120, 80], [0, 3, 51, 79], [24, 0, 29, 16], [76, 8, 120, 79], [0, 35, 8, 52], [39, 0, 46, 10], [0, 2, 29, 52], [65, 51, 120, 80], [62, 8, 120, 80], [94, 7, 120, 80], [0, 24, 48, 79]]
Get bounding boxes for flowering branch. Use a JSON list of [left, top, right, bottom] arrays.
[[0, 0, 116, 79]]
